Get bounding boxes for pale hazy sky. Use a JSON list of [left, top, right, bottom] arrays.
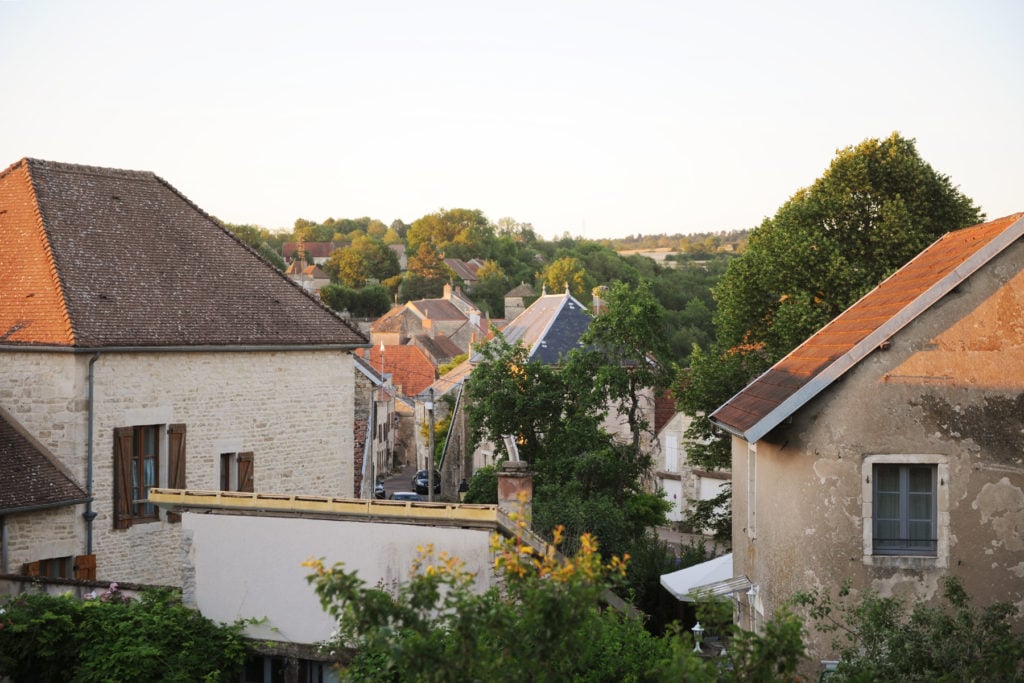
[[2, 1, 1021, 240]]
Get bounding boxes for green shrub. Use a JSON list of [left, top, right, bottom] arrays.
[[0, 586, 250, 682]]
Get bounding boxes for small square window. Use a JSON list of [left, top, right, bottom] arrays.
[[873, 464, 937, 555]]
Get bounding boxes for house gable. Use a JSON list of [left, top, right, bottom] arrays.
[[711, 213, 1024, 443]]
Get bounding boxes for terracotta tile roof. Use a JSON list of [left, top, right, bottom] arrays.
[[361, 345, 436, 398], [0, 159, 366, 348], [0, 406, 88, 513], [711, 213, 1024, 443]]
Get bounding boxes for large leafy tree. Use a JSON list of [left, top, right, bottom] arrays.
[[406, 208, 494, 259], [538, 256, 589, 300], [325, 235, 400, 287], [678, 133, 984, 534], [400, 243, 453, 301]]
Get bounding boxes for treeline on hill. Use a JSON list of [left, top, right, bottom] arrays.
[[224, 212, 747, 364]]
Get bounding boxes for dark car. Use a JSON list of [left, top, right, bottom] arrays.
[[389, 491, 422, 502], [412, 469, 441, 495]]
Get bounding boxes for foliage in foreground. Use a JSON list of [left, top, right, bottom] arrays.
[[795, 576, 1024, 682], [0, 586, 250, 683], [305, 515, 806, 682]]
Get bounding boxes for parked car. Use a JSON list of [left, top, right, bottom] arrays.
[[412, 469, 441, 495], [389, 491, 422, 501], [374, 480, 386, 499]]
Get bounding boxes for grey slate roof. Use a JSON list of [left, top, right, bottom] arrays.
[[0, 407, 88, 513], [0, 158, 366, 348], [477, 291, 591, 365]]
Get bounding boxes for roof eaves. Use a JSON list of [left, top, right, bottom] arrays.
[[714, 215, 1024, 443]]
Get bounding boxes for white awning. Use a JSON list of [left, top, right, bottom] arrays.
[[659, 552, 750, 602]]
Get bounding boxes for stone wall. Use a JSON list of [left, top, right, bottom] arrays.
[[0, 349, 356, 586]]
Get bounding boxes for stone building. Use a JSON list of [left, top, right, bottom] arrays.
[[711, 213, 1024, 658], [0, 158, 367, 587]]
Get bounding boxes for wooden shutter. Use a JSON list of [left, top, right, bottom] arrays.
[[113, 427, 135, 529], [74, 554, 97, 580], [237, 452, 254, 493], [22, 561, 40, 577], [166, 424, 187, 522]]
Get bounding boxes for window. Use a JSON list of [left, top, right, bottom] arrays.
[[862, 454, 948, 567], [220, 452, 254, 492], [873, 464, 936, 555], [114, 424, 186, 528]]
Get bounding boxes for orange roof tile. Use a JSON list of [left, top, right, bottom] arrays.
[[361, 345, 436, 398]]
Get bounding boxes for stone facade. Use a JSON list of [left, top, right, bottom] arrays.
[[0, 348, 355, 586]]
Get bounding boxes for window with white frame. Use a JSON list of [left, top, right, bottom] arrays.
[[862, 454, 948, 566]]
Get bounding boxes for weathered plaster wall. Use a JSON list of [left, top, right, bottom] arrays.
[[734, 242, 1024, 657], [0, 349, 355, 586]]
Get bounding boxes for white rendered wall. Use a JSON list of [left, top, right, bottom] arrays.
[[182, 514, 497, 645]]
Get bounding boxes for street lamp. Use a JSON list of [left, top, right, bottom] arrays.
[[425, 387, 435, 502], [692, 622, 704, 653]]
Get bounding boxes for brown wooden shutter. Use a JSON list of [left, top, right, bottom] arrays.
[[237, 452, 254, 493], [74, 554, 97, 580], [166, 424, 187, 522], [113, 427, 135, 529], [22, 561, 40, 577]]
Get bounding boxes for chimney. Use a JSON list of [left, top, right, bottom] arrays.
[[443, 282, 453, 299], [497, 460, 533, 527]]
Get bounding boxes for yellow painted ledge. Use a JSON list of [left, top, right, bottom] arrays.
[[148, 488, 498, 525]]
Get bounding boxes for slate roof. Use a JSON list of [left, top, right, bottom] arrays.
[[0, 159, 366, 348], [710, 213, 1024, 443], [483, 290, 591, 365], [412, 333, 463, 365], [444, 258, 481, 282], [282, 242, 342, 260], [0, 406, 88, 513], [412, 299, 466, 321], [506, 282, 536, 298]]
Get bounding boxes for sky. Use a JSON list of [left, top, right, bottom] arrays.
[[1, 1, 1021, 241]]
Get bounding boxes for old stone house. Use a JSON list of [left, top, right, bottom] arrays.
[[710, 213, 1024, 656], [0, 158, 367, 587]]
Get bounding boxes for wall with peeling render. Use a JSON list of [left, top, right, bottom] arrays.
[[732, 240, 1024, 660]]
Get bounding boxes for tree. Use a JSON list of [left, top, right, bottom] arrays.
[[304, 522, 806, 682], [400, 243, 453, 302], [407, 208, 493, 259], [794, 576, 1024, 682], [538, 256, 588, 299], [325, 235, 400, 287], [678, 133, 984, 536], [572, 280, 675, 450], [471, 259, 510, 317]]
